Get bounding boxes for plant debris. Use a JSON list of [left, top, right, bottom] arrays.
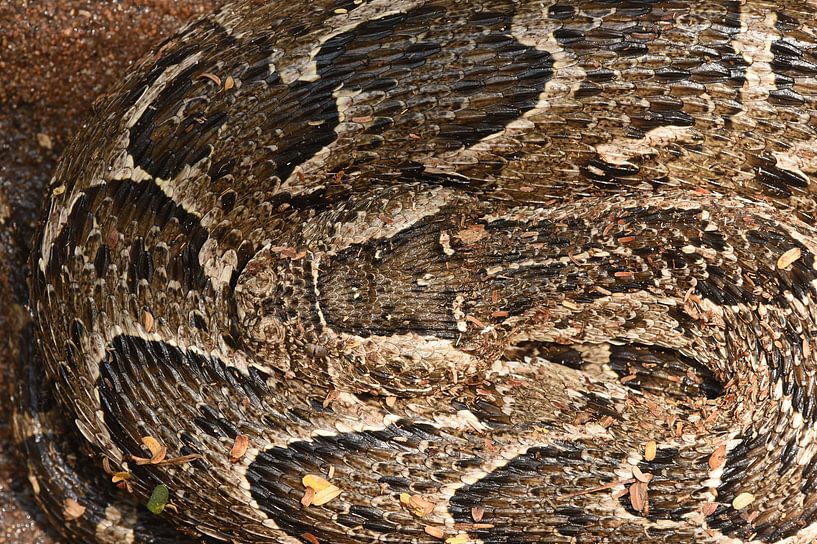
[[302, 474, 341, 507]]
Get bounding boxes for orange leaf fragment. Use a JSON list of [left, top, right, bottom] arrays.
[[133, 436, 167, 465], [229, 434, 250, 463], [63, 498, 86, 521], [629, 480, 649, 515], [141, 309, 154, 333], [301, 487, 316, 507], [302, 474, 342, 506], [111, 471, 132, 483], [709, 444, 727, 470], [424, 525, 445, 539], [644, 440, 657, 462], [399, 493, 435, 517]]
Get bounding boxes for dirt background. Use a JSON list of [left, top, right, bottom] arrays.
[[0, 2, 224, 542]]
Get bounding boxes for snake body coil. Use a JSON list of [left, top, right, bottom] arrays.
[[19, 1, 817, 542]]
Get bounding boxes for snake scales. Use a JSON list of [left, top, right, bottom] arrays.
[[16, 0, 817, 542]]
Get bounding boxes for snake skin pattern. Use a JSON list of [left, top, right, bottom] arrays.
[[19, 0, 817, 542]]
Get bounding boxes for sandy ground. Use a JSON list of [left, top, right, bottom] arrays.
[[0, 2, 223, 542]]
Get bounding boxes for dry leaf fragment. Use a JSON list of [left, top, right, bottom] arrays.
[[629, 480, 649, 515], [709, 443, 727, 470], [644, 440, 657, 461], [141, 310, 154, 333], [133, 436, 167, 465], [111, 471, 132, 483], [112, 470, 134, 493], [37, 132, 53, 150], [156, 453, 202, 466], [445, 535, 470, 544], [632, 465, 652, 483], [224, 75, 235, 90], [471, 506, 485, 522], [301, 487, 316, 507], [198, 72, 222, 86], [302, 474, 342, 506], [732, 492, 755, 510], [229, 434, 250, 463], [400, 493, 435, 517], [702, 502, 718, 516], [63, 498, 86, 521], [777, 247, 801, 269], [302, 533, 321, 544], [424, 525, 445, 539]]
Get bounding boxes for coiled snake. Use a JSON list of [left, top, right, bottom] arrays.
[[17, 0, 817, 542]]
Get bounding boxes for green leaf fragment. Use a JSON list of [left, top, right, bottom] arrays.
[[147, 484, 169, 515]]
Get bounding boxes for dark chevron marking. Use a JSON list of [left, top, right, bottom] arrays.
[[706, 429, 816, 541], [45, 180, 209, 294], [131, 1, 553, 191], [246, 420, 444, 542], [448, 442, 615, 542]]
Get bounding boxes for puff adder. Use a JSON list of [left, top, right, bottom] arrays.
[[19, 0, 817, 542]]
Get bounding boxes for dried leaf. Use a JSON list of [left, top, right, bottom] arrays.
[[302, 533, 320, 544], [134, 436, 167, 465], [301, 486, 316, 507], [400, 493, 435, 517], [424, 525, 445, 539], [37, 132, 53, 150], [198, 72, 222, 86], [446, 535, 470, 544], [702, 502, 718, 516], [156, 453, 202, 466], [471, 506, 484, 522], [141, 310, 154, 333], [302, 474, 342, 506], [229, 434, 250, 463], [644, 440, 657, 462], [63, 498, 85, 521], [224, 75, 235, 90], [111, 471, 132, 483], [777, 247, 801, 269], [732, 492, 755, 510], [709, 444, 727, 470], [632, 465, 652, 483], [629, 480, 649, 515]]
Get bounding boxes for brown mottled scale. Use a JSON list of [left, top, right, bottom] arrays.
[[22, 0, 817, 542]]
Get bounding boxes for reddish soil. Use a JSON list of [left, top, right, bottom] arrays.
[[0, 2, 223, 542]]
